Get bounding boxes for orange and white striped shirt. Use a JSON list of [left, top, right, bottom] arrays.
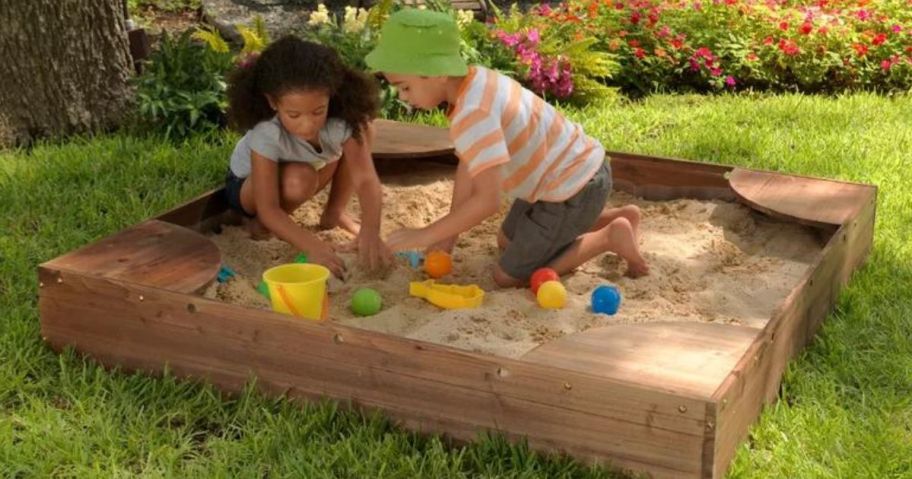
[[448, 66, 605, 202]]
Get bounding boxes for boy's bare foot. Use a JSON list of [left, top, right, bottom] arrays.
[[245, 217, 273, 241], [602, 217, 650, 278], [319, 211, 361, 236]]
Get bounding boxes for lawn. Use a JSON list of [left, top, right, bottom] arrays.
[[1, 93, 910, 478]]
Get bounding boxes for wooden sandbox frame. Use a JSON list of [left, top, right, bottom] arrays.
[[38, 120, 876, 478]]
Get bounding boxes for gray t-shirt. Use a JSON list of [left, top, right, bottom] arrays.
[[229, 116, 352, 178]]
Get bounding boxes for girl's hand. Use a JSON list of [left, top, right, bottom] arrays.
[[357, 233, 392, 272], [386, 228, 427, 252], [308, 242, 346, 279]]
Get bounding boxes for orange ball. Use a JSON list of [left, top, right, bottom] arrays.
[[424, 250, 453, 279]]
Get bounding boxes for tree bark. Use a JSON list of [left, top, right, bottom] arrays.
[[0, 0, 133, 147]]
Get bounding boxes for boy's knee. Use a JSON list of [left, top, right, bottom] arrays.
[[493, 265, 523, 288]]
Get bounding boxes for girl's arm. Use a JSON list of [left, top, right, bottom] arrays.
[[386, 165, 501, 251], [340, 126, 390, 270], [249, 151, 345, 277]]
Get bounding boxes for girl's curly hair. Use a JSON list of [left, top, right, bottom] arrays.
[[226, 36, 379, 141]]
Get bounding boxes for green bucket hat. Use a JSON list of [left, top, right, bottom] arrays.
[[366, 8, 468, 76]]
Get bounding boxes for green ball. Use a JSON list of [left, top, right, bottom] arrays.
[[351, 288, 382, 316]]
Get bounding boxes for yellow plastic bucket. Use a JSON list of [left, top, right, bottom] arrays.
[[262, 263, 330, 321]]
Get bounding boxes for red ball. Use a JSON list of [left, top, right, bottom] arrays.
[[529, 267, 560, 294]]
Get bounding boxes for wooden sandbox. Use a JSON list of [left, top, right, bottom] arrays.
[[38, 120, 876, 478]]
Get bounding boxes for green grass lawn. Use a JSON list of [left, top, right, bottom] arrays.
[[2, 93, 910, 478]]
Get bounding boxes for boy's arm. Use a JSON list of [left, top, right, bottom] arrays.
[[341, 126, 390, 270], [387, 164, 501, 251], [426, 157, 473, 253]]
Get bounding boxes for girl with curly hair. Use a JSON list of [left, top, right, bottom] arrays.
[[226, 36, 388, 277]]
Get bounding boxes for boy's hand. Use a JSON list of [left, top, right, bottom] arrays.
[[386, 227, 428, 252], [357, 232, 392, 272], [426, 237, 456, 254]]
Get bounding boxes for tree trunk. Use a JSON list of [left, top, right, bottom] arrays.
[[0, 0, 133, 147]]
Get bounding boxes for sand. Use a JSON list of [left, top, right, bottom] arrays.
[[203, 161, 824, 359]]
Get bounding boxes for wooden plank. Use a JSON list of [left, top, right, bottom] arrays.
[[155, 187, 230, 232], [607, 152, 736, 201], [373, 119, 454, 159], [522, 323, 761, 399], [39, 269, 712, 478], [729, 168, 874, 228], [709, 188, 876, 478], [40, 220, 221, 294]]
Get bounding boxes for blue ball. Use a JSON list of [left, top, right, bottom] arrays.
[[591, 285, 621, 315]]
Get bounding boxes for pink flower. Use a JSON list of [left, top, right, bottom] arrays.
[[725, 75, 737, 86], [527, 29, 541, 45], [856, 9, 870, 21], [881, 59, 892, 71], [710, 67, 722, 76], [658, 25, 671, 37], [892, 25, 902, 33]]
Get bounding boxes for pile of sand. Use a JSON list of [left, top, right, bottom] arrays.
[[203, 161, 823, 359]]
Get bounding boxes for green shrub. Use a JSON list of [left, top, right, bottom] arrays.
[[133, 31, 234, 140]]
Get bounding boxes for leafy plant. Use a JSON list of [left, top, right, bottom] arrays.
[[133, 31, 233, 140]]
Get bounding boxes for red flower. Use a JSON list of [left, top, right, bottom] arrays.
[[853, 43, 869, 56], [695, 46, 713, 58], [779, 21, 790, 31], [873, 33, 887, 46], [881, 59, 892, 71], [671, 38, 684, 49], [629, 39, 641, 47], [763, 36, 774, 46], [800, 23, 813, 35], [630, 11, 642, 24], [746, 52, 759, 61], [778, 38, 800, 56], [724, 0, 737, 4], [635, 47, 646, 58]]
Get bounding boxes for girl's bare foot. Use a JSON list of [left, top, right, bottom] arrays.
[[602, 217, 649, 278], [245, 217, 273, 241], [319, 211, 361, 236]]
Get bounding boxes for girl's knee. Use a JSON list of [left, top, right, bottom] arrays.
[[282, 165, 319, 204]]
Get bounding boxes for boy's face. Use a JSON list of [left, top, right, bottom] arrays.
[[384, 73, 449, 110]]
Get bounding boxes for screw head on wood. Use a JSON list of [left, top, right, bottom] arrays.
[[563, 382, 572, 390], [138, 295, 144, 302], [333, 333, 344, 344], [39, 282, 44, 288], [678, 405, 688, 413], [56, 277, 63, 284]]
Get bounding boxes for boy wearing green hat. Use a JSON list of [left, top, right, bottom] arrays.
[[368, 9, 648, 287]]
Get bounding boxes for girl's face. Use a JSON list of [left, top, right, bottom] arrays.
[[267, 89, 330, 142], [384, 73, 448, 110]]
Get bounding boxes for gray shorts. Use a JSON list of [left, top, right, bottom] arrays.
[[499, 161, 612, 280]]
